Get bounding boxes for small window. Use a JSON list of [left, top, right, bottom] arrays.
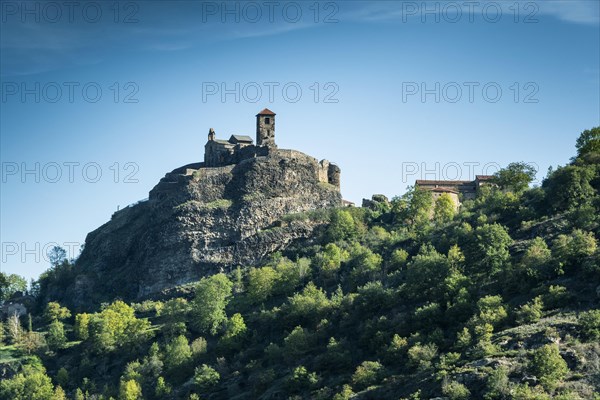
[[265, 117, 270, 124]]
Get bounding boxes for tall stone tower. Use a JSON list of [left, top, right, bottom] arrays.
[[256, 108, 276, 147]]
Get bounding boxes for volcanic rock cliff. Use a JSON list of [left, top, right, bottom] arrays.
[[55, 148, 342, 309]]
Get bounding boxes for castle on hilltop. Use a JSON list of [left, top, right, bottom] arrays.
[[204, 108, 277, 167], [201, 108, 341, 188]]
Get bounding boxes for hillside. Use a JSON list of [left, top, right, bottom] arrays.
[[1, 127, 599, 400], [38, 148, 341, 310]]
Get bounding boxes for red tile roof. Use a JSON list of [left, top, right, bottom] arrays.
[[415, 180, 472, 185], [424, 187, 460, 194], [256, 108, 276, 116]]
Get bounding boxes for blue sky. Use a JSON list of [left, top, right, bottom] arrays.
[[1, 0, 599, 281]]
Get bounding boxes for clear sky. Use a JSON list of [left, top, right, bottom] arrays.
[[1, 0, 599, 281]]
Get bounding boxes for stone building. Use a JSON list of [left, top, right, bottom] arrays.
[[201, 108, 341, 190], [416, 175, 493, 207], [204, 108, 276, 167]]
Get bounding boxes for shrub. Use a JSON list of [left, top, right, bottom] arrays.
[[46, 320, 67, 350], [579, 309, 600, 340], [332, 385, 354, 400], [408, 342, 438, 370], [442, 380, 471, 400], [194, 364, 220, 390], [516, 296, 544, 324], [351, 361, 384, 389], [543, 285, 570, 309], [191, 337, 208, 355], [530, 344, 569, 390], [164, 335, 192, 371]]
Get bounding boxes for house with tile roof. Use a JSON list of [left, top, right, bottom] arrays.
[[415, 175, 494, 207]]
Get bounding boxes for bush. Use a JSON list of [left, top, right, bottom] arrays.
[[164, 335, 192, 371], [442, 380, 471, 400], [351, 361, 384, 389], [194, 364, 220, 390], [191, 337, 208, 355], [516, 296, 544, 324], [543, 285, 570, 309], [475, 295, 508, 328], [326, 210, 357, 242], [288, 365, 318, 391], [408, 342, 438, 370], [579, 309, 600, 340], [530, 344, 569, 390], [46, 320, 67, 350]]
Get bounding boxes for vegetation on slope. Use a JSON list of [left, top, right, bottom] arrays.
[[1, 127, 599, 400]]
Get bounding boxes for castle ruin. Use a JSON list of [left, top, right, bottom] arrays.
[[202, 108, 341, 188]]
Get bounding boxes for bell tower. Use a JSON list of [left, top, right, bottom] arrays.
[[256, 108, 276, 147]]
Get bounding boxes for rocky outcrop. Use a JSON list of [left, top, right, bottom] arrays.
[[55, 148, 341, 309]]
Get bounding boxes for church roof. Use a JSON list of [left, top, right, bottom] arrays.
[[230, 135, 253, 143], [256, 108, 276, 116], [213, 139, 234, 146]]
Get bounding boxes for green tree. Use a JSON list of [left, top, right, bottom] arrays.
[[326, 209, 357, 242], [543, 164, 596, 212], [6, 312, 23, 344], [191, 337, 208, 355], [442, 380, 471, 400], [575, 126, 600, 158], [283, 326, 312, 358], [552, 229, 597, 271], [288, 365, 319, 391], [348, 243, 383, 286], [246, 266, 279, 304], [530, 344, 568, 390], [192, 273, 233, 335], [220, 313, 247, 351], [398, 186, 434, 229], [516, 297, 544, 324], [194, 364, 220, 390], [434, 193, 457, 223], [47, 246, 67, 267], [474, 295, 508, 328], [579, 309, 600, 340], [404, 245, 450, 301], [74, 313, 90, 340], [333, 385, 355, 400], [520, 237, 554, 281], [315, 243, 347, 279], [389, 248, 409, 272], [492, 162, 537, 193], [469, 223, 512, 277], [407, 342, 438, 370], [56, 368, 69, 388], [44, 302, 71, 323], [164, 334, 192, 371], [351, 361, 384, 389], [89, 300, 152, 352], [46, 320, 67, 350], [53, 386, 67, 400], [119, 379, 142, 400], [0, 272, 27, 300], [286, 282, 331, 325], [155, 376, 172, 397], [274, 257, 310, 295], [0, 364, 55, 400]]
